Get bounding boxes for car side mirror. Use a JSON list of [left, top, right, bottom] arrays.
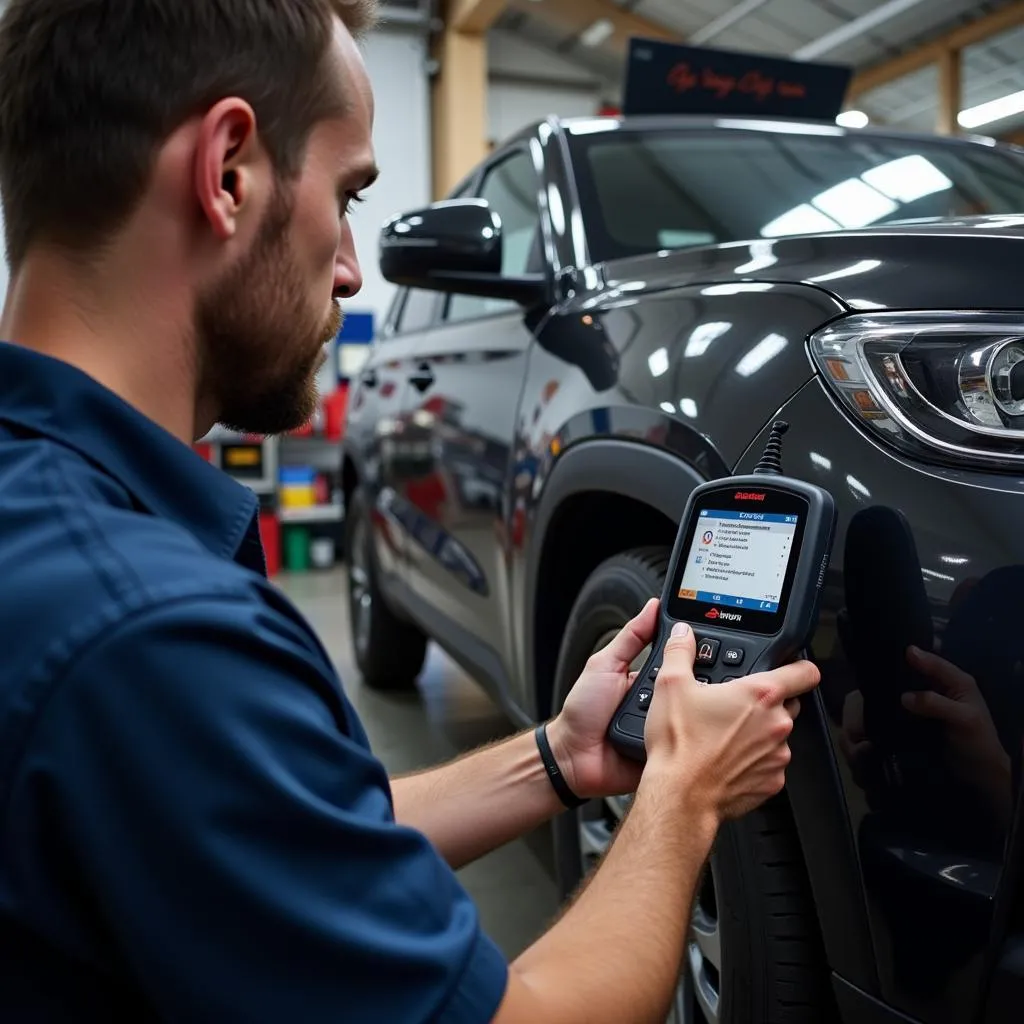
[[379, 199, 547, 307]]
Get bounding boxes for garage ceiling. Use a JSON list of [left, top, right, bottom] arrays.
[[489, 0, 1024, 136]]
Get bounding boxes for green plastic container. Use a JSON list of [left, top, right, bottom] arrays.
[[283, 525, 310, 572]]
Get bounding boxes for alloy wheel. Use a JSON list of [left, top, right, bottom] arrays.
[[576, 630, 722, 1024]]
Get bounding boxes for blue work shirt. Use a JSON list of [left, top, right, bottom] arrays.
[[0, 342, 509, 1022]]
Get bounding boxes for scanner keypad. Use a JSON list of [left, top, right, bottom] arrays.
[[626, 636, 761, 717]]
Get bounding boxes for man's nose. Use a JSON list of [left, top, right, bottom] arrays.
[[334, 219, 363, 299]]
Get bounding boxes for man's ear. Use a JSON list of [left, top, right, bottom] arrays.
[[194, 98, 263, 241]]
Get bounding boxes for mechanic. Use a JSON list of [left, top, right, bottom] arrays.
[[0, 2, 820, 1022]]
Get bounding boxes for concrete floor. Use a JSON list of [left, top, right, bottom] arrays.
[[275, 566, 562, 961]]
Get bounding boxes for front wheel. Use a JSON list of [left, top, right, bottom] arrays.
[[549, 548, 834, 1023]]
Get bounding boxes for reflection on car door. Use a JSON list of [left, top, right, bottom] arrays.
[[347, 286, 441, 582], [395, 147, 545, 689]]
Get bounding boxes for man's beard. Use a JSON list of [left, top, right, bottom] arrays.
[[196, 183, 343, 437]]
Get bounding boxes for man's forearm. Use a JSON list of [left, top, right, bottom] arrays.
[[497, 769, 719, 1024], [390, 726, 565, 870]]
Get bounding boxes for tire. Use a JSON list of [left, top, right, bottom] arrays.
[[344, 486, 427, 691], [549, 547, 834, 1024]]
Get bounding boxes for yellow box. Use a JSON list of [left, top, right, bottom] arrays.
[[280, 484, 316, 508]]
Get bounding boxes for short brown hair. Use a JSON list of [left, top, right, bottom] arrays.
[[0, 0, 377, 269]]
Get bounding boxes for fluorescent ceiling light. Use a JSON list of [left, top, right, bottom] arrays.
[[715, 118, 843, 135], [734, 239, 777, 274], [701, 282, 774, 296], [679, 398, 698, 418], [958, 88, 1024, 129], [836, 109, 869, 129], [659, 401, 676, 414], [846, 474, 871, 499], [546, 184, 565, 236], [736, 334, 788, 377], [648, 347, 670, 377], [761, 203, 839, 237], [684, 321, 731, 358], [807, 259, 881, 284], [862, 155, 952, 202], [812, 178, 898, 228], [580, 18, 614, 47], [566, 118, 618, 136]]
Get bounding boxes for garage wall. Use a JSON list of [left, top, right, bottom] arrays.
[[353, 24, 432, 329], [487, 31, 617, 147]]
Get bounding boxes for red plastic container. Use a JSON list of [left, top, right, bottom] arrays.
[[259, 512, 281, 577], [325, 387, 349, 440]]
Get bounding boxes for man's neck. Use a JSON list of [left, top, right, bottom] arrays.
[[0, 247, 201, 443]]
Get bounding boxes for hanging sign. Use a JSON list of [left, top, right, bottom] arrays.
[[623, 37, 852, 122]]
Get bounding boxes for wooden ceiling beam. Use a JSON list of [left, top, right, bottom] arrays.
[[449, 0, 509, 35], [849, 0, 1024, 99]]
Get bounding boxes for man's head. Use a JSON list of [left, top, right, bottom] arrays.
[[0, 0, 380, 436]]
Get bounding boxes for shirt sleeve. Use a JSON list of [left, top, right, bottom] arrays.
[[9, 587, 509, 1024]]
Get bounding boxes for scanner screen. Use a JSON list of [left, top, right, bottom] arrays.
[[677, 509, 799, 618]]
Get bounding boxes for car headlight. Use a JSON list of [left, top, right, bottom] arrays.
[[809, 312, 1024, 467]]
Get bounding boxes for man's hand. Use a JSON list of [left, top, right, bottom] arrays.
[[645, 622, 820, 821], [546, 598, 660, 800], [901, 645, 1011, 821], [496, 620, 822, 1024]]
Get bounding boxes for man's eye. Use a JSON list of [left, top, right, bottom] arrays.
[[341, 192, 365, 216]]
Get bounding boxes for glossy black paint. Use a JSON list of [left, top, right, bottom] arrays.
[[608, 221, 1024, 315], [343, 114, 1024, 1024], [738, 384, 1024, 1023]]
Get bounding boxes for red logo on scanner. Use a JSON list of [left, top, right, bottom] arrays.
[[706, 606, 742, 622], [734, 491, 766, 500]]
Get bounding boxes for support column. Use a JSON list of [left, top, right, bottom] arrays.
[[431, 25, 488, 200], [430, 0, 508, 201], [937, 48, 962, 135]]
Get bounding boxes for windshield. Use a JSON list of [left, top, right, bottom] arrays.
[[567, 126, 1024, 263]]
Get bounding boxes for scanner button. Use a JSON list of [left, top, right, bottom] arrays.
[[619, 713, 646, 738], [635, 688, 653, 711], [695, 675, 711, 685], [723, 647, 744, 666], [696, 638, 720, 665], [723, 676, 738, 682]]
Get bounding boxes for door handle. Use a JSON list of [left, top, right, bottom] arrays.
[[360, 368, 378, 388], [408, 363, 435, 393]]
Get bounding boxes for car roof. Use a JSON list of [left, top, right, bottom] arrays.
[[498, 112, 1016, 155]]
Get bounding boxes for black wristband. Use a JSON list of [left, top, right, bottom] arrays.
[[535, 723, 587, 809]]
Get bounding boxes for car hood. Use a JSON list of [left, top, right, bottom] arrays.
[[600, 215, 1024, 311]]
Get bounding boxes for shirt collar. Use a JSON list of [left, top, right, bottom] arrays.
[[0, 341, 265, 574]]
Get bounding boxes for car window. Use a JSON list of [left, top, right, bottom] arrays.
[[395, 288, 440, 335], [568, 128, 1024, 262], [446, 149, 542, 324]]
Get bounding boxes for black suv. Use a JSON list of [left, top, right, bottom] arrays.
[[342, 114, 1024, 1024]]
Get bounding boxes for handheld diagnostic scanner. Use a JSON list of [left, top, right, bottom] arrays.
[[608, 422, 837, 762]]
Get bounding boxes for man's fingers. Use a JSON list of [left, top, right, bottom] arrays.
[[901, 689, 966, 723], [784, 697, 801, 720], [660, 622, 697, 682], [907, 645, 975, 698], [593, 597, 660, 669], [753, 660, 821, 703]]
